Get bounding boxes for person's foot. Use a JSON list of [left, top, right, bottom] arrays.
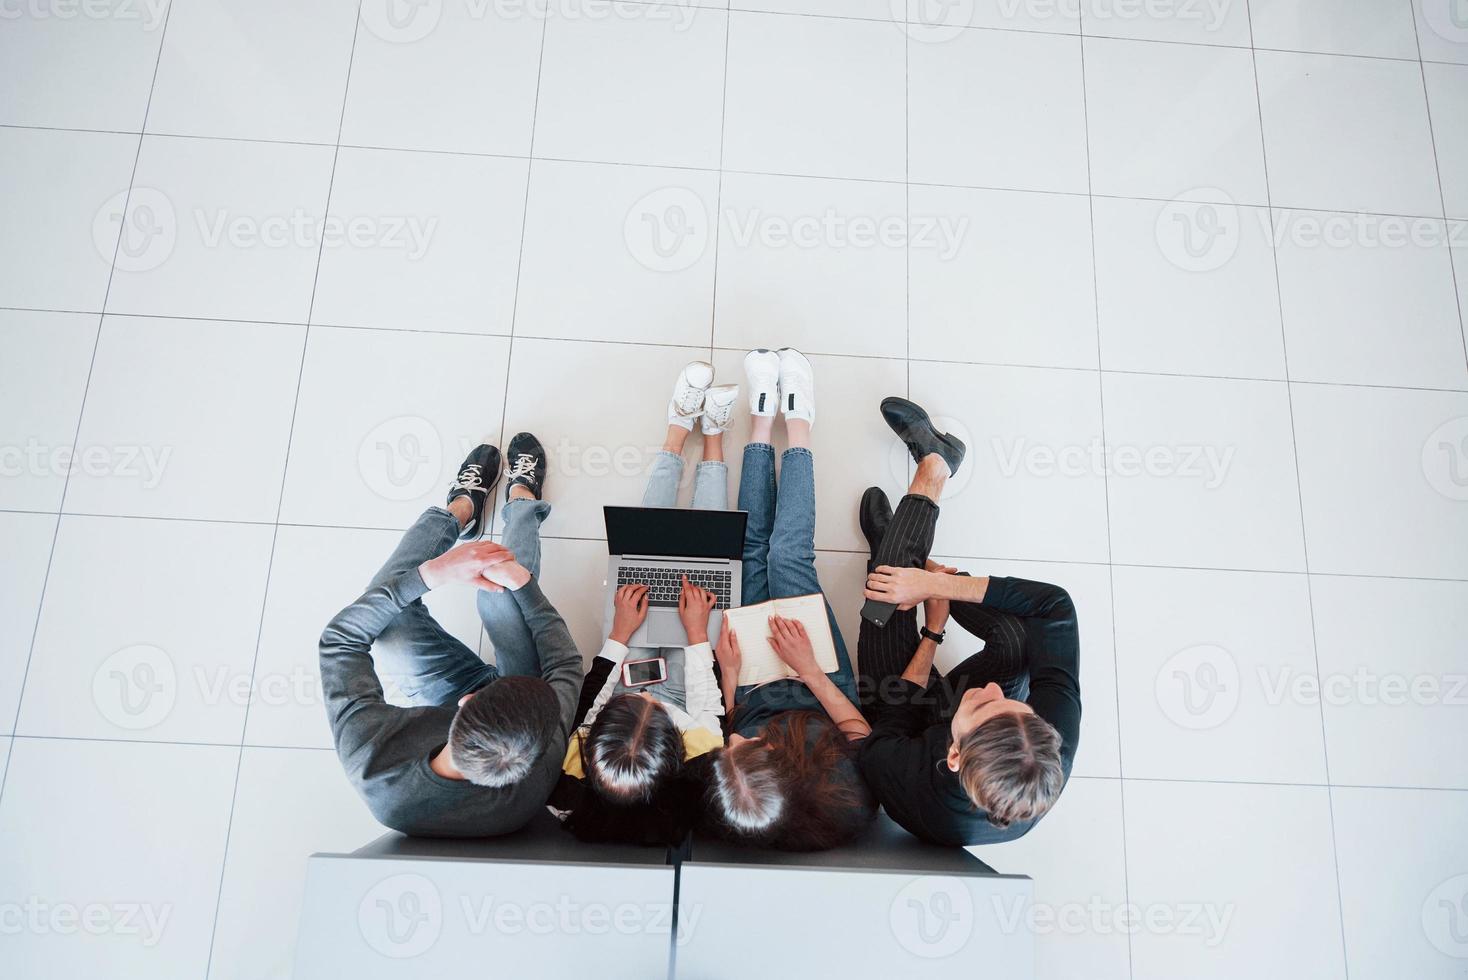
[[447, 444, 501, 539], [504, 432, 547, 501], [777, 348, 815, 426], [744, 349, 780, 418], [701, 384, 740, 436], [859, 486, 892, 560], [880, 396, 965, 477], [667, 360, 714, 430]]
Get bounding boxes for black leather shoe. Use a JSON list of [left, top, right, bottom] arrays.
[[859, 486, 892, 560], [880, 397, 966, 477]]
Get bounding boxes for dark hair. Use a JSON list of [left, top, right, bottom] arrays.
[[705, 711, 875, 851], [955, 712, 1065, 828], [581, 694, 684, 803], [447, 676, 560, 788]]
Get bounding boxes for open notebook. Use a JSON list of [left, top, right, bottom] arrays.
[[724, 593, 838, 687]]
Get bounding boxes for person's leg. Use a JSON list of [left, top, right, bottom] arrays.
[[371, 507, 498, 706], [642, 426, 690, 509], [737, 441, 776, 605], [690, 426, 729, 511], [474, 495, 552, 678]]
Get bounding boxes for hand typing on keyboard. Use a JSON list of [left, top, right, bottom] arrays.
[[677, 576, 718, 645], [616, 566, 732, 609]]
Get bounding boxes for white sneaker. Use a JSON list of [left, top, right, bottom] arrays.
[[744, 349, 781, 418], [701, 384, 740, 435], [777, 347, 815, 426], [667, 360, 714, 430]]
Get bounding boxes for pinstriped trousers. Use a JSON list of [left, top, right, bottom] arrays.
[[857, 494, 1029, 722]]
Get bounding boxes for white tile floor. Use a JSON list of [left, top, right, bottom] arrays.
[[1, 2, 1466, 979]]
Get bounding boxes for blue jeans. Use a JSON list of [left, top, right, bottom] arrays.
[[367, 502, 550, 707], [735, 443, 856, 706], [642, 450, 728, 510]]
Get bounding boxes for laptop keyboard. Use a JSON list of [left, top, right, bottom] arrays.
[[617, 565, 733, 608]]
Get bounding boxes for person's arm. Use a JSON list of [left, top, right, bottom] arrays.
[[580, 638, 630, 730], [675, 580, 723, 732], [578, 584, 650, 729], [573, 657, 616, 730], [320, 540, 517, 757], [478, 557, 585, 740], [767, 616, 870, 741], [713, 614, 741, 717]]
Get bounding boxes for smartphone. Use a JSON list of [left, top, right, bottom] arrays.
[[621, 656, 668, 688], [861, 597, 897, 628]]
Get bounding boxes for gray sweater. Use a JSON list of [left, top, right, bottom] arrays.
[[318, 569, 582, 837]]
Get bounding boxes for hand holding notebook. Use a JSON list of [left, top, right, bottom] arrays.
[[723, 593, 838, 687]]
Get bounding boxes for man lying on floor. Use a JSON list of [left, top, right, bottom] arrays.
[[318, 436, 581, 837]]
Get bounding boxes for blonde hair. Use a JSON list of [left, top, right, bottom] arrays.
[[955, 712, 1064, 829]]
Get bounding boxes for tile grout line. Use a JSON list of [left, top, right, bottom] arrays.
[[1245, 5, 1353, 973], [1075, 25, 1136, 980], [707, 8, 732, 362], [1409, 20, 1468, 378], [0, 2, 177, 811], [488, 1, 552, 561], [200, 5, 367, 976]]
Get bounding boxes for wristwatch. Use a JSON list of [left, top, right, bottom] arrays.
[[920, 626, 945, 644]]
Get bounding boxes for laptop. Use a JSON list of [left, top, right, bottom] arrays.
[[602, 506, 747, 648]]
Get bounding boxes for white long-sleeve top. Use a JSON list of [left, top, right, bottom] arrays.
[[581, 638, 725, 738]]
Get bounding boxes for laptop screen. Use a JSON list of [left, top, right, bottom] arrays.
[[604, 506, 748, 561]]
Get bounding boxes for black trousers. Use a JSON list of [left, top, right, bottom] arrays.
[[857, 494, 1029, 723]]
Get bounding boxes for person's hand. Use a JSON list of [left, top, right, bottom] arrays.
[[923, 560, 956, 631], [678, 576, 717, 645], [714, 613, 741, 675], [767, 615, 820, 679], [608, 584, 650, 645], [419, 541, 518, 592], [864, 564, 941, 611]]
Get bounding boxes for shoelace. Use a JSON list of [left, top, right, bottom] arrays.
[[453, 463, 484, 491], [673, 385, 704, 415], [508, 453, 537, 481]]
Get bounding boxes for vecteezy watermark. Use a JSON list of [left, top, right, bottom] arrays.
[[0, 441, 172, 489], [93, 189, 440, 274], [357, 874, 689, 959], [1154, 188, 1241, 274], [1421, 0, 1468, 46], [358, 416, 445, 503], [890, 876, 975, 958], [1423, 873, 1468, 959], [895, 0, 1235, 41], [992, 438, 1236, 489], [1257, 667, 1468, 709], [991, 896, 1234, 947], [358, 0, 701, 44], [0, 0, 168, 29], [360, 874, 443, 959], [624, 187, 711, 274], [1156, 644, 1240, 730], [1422, 416, 1468, 503], [92, 645, 177, 730], [0, 899, 172, 947]]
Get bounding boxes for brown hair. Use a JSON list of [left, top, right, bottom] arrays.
[[955, 712, 1065, 828], [706, 711, 875, 851]]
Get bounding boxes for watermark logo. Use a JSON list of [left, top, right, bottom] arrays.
[[1423, 873, 1468, 958], [0, 0, 169, 29], [1422, 0, 1468, 45], [359, 874, 443, 958], [358, 416, 443, 502], [1155, 189, 1239, 273], [991, 896, 1233, 946], [1155, 644, 1239, 730], [896, 0, 976, 42], [94, 187, 177, 273], [0, 899, 172, 946], [890, 876, 974, 958], [92, 644, 176, 730], [360, 0, 443, 43], [624, 187, 710, 273], [1422, 417, 1468, 502]]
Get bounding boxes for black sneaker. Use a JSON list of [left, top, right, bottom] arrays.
[[504, 432, 547, 501], [880, 397, 966, 477], [448, 444, 501, 540], [859, 486, 892, 563]]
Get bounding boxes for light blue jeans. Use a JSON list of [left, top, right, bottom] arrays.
[[735, 443, 856, 704], [642, 450, 728, 510], [368, 500, 549, 706]]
